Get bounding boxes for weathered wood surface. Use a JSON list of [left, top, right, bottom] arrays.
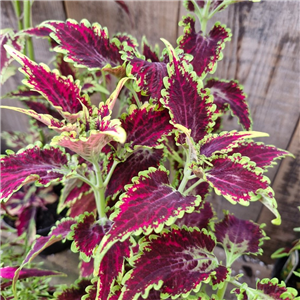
[[1, 1, 299, 260], [257, 119, 300, 264], [1, 1, 66, 138]]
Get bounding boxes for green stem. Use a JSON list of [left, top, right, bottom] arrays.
[[208, 0, 233, 19], [100, 70, 107, 102], [92, 160, 107, 219], [200, 0, 212, 35], [190, 0, 203, 23], [23, 0, 34, 60], [216, 281, 229, 300], [12, 1, 23, 31], [178, 148, 192, 193], [103, 160, 119, 187], [183, 178, 204, 196]]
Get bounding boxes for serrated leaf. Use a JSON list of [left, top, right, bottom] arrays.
[[120, 227, 229, 299], [215, 212, 267, 266], [178, 16, 231, 78], [121, 104, 173, 150], [198, 131, 268, 158], [233, 278, 299, 300], [161, 41, 215, 143], [0, 145, 68, 201], [125, 56, 167, 100], [68, 192, 96, 218], [80, 259, 94, 278], [227, 141, 293, 170], [12, 218, 77, 291], [205, 78, 252, 130], [47, 19, 123, 69], [97, 239, 132, 300], [183, 0, 204, 12], [142, 36, 160, 62], [99, 167, 201, 260], [204, 155, 269, 205], [4, 45, 91, 122], [106, 148, 164, 200], [71, 212, 110, 260], [174, 201, 214, 229], [54, 278, 92, 300]]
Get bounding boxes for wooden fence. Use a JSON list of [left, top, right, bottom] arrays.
[[1, 0, 299, 263]]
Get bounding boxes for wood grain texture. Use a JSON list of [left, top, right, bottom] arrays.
[[178, 1, 300, 224], [64, 1, 180, 48], [257, 119, 300, 264], [1, 1, 66, 144]]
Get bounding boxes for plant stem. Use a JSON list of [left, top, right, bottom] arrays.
[[183, 178, 204, 196], [12, 1, 23, 31], [178, 148, 192, 193], [100, 70, 107, 102], [216, 281, 229, 300], [92, 160, 107, 219], [190, 0, 203, 24], [200, 0, 212, 35], [103, 160, 119, 187], [23, 0, 34, 60]]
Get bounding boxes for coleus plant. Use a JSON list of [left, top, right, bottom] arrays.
[[1, 0, 299, 299]]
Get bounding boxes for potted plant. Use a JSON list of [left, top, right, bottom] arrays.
[[1, 0, 299, 299]]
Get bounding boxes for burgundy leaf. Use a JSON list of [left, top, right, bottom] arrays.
[[59, 179, 92, 209], [178, 16, 231, 78], [47, 19, 123, 69], [16, 206, 36, 236], [142, 36, 160, 62], [106, 148, 164, 200], [5, 46, 91, 122], [227, 141, 293, 170], [204, 155, 270, 205], [22, 23, 55, 38], [55, 53, 78, 78], [215, 213, 267, 265], [71, 212, 110, 259], [22, 218, 77, 266], [97, 239, 132, 300], [126, 56, 167, 100], [68, 192, 96, 218], [122, 104, 173, 149], [120, 227, 229, 299], [183, 0, 205, 12], [0, 266, 65, 280], [0, 145, 68, 201], [198, 131, 268, 158], [54, 278, 92, 300], [80, 259, 94, 278], [174, 201, 214, 229], [115, 1, 130, 17], [100, 167, 201, 257], [233, 279, 298, 300], [113, 32, 138, 51], [161, 42, 215, 143], [205, 78, 251, 130], [4, 85, 41, 99]]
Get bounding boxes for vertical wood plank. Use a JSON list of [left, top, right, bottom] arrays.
[[1, 1, 66, 141], [257, 119, 300, 263]]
